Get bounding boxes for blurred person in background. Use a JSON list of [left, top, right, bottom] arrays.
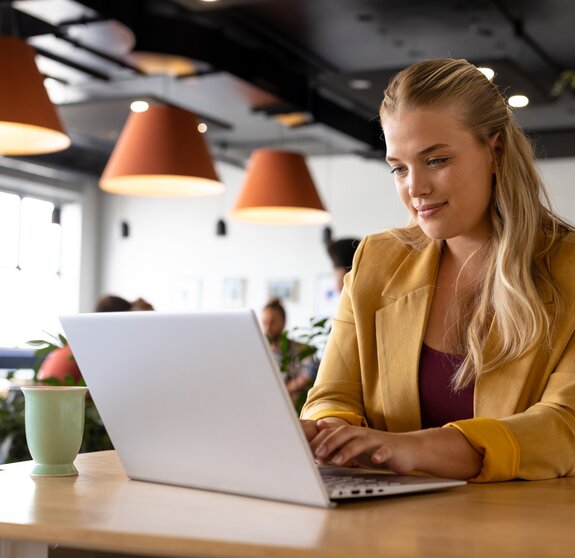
[[327, 238, 361, 293], [261, 298, 316, 403]]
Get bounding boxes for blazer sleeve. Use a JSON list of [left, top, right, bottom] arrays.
[[449, 329, 575, 482], [300, 239, 368, 426], [502, 327, 575, 479]]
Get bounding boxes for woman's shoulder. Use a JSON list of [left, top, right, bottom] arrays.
[[359, 228, 431, 261], [352, 227, 435, 280], [549, 230, 575, 268], [361, 228, 420, 250], [556, 230, 575, 247], [546, 231, 575, 285]]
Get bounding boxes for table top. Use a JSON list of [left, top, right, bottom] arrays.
[[0, 451, 574, 558]]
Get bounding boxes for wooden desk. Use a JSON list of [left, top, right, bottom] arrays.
[[0, 451, 573, 558]]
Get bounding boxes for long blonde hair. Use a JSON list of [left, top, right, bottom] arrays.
[[380, 58, 572, 388]]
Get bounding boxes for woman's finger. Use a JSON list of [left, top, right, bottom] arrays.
[[300, 419, 319, 441], [314, 425, 375, 460], [324, 430, 388, 465]]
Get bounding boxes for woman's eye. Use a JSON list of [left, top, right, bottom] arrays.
[[428, 157, 448, 167], [390, 166, 407, 176]]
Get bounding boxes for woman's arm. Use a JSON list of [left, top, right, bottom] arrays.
[[301, 239, 370, 426], [307, 420, 483, 480]]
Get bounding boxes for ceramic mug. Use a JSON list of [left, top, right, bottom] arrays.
[[21, 386, 88, 477]]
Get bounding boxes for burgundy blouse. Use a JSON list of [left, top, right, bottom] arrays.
[[418, 343, 474, 429]]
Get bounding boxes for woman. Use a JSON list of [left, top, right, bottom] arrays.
[[301, 58, 575, 482]]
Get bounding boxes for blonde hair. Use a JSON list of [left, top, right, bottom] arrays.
[[380, 58, 572, 388]]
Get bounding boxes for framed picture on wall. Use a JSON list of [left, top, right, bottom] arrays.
[[223, 277, 247, 308], [267, 279, 299, 303]]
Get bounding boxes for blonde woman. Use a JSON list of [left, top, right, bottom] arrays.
[[301, 58, 575, 482]]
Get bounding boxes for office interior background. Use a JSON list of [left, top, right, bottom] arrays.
[[2, 0, 575, 348]]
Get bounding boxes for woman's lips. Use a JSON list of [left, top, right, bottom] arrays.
[[415, 202, 447, 219]]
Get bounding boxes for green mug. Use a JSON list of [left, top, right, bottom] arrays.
[[21, 386, 88, 477]]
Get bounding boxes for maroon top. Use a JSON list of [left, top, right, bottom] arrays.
[[418, 343, 474, 428]]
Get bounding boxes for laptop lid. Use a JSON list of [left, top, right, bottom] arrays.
[[61, 310, 333, 508], [61, 310, 466, 507]]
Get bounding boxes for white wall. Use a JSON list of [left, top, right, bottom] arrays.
[[95, 154, 575, 329], [537, 158, 575, 225], [97, 155, 406, 328]]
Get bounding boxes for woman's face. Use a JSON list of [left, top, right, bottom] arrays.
[[383, 107, 497, 249]]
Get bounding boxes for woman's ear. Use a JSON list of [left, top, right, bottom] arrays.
[[489, 133, 503, 169]]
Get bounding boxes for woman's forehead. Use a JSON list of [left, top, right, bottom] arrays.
[[383, 108, 478, 161], [383, 107, 466, 139]]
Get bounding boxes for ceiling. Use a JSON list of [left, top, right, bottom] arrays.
[[3, 0, 575, 180]]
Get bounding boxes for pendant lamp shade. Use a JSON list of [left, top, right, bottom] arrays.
[[230, 149, 330, 225], [0, 36, 71, 155], [99, 104, 224, 197]]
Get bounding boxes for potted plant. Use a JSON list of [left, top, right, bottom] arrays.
[[277, 316, 331, 414]]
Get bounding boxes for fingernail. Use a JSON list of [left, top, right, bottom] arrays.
[[330, 454, 343, 465], [372, 452, 385, 463], [315, 445, 326, 457]]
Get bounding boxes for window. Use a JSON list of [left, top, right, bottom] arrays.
[[0, 192, 66, 347]]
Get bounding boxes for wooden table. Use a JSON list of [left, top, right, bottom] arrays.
[[0, 451, 573, 558]]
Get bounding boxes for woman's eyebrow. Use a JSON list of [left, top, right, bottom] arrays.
[[386, 143, 450, 163]]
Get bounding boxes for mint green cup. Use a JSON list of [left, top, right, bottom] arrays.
[[21, 386, 88, 477]]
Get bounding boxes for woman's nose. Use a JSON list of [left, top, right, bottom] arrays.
[[408, 171, 432, 198]]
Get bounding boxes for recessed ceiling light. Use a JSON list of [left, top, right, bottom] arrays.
[[197, 122, 208, 133], [349, 79, 372, 90], [273, 112, 312, 127], [130, 100, 149, 113], [508, 94, 529, 108], [477, 66, 495, 81], [128, 52, 199, 76]]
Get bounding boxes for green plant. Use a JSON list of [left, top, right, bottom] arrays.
[[27, 332, 70, 383], [0, 333, 113, 464], [551, 70, 575, 97], [277, 317, 331, 414], [0, 388, 29, 464]]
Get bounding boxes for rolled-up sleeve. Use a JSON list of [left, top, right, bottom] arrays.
[[448, 330, 575, 482]]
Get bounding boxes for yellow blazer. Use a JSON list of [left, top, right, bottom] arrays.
[[302, 230, 575, 482]]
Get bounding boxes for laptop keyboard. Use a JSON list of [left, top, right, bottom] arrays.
[[322, 472, 404, 499]]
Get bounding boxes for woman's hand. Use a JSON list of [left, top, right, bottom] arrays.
[[311, 421, 419, 472], [301, 417, 356, 467], [300, 417, 348, 442], [303, 419, 484, 480]]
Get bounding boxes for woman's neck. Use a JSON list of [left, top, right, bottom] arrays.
[[424, 240, 488, 353], [443, 235, 490, 275]]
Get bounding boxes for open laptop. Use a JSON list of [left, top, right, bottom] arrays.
[[60, 310, 465, 508]]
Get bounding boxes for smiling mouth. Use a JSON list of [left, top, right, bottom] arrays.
[[415, 202, 447, 218]]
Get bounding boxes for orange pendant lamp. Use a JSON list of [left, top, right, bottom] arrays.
[[100, 104, 224, 197], [0, 36, 71, 155], [230, 149, 330, 225]]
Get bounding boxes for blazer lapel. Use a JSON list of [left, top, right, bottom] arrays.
[[374, 241, 441, 432]]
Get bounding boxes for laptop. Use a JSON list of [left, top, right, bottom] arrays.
[[60, 310, 465, 508]]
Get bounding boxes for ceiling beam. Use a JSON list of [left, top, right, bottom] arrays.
[[76, 0, 384, 153]]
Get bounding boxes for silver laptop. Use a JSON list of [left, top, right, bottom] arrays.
[[60, 310, 465, 508]]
